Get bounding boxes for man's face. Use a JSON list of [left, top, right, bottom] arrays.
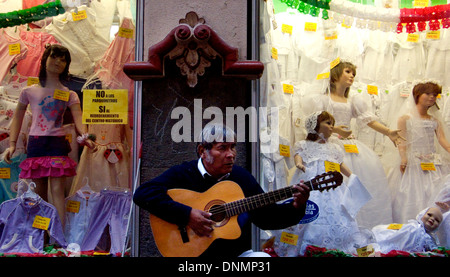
[[200, 142, 236, 178]]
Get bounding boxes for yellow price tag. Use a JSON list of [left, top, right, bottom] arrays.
[[118, 27, 134, 38], [356, 245, 375, 257], [66, 200, 81, 213], [330, 57, 340, 70], [280, 232, 299, 246], [32, 216, 51, 230], [27, 77, 40, 86], [281, 24, 293, 35], [316, 72, 330, 80], [387, 223, 403, 230], [367, 85, 378, 95], [271, 47, 278, 60], [0, 168, 11, 179], [343, 144, 359, 153], [9, 43, 21, 55], [282, 83, 294, 94], [421, 163, 436, 171], [426, 31, 440, 40], [304, 22, 317, 32], [407, 34, 419, 43], [413, 0, 428, 7], [53, 89, 70, 102], [72, 10, 87, 21], [279, 144, 290, 157], [324, 161, 340, 172], [324, 31, 338, 40]]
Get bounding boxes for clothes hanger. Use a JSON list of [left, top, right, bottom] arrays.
[[20, 180, 40, 202]]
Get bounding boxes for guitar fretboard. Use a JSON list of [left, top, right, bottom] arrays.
[[222, 185, 298, 217]]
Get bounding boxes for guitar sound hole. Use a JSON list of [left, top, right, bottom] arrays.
[[210, 205, 226, 222]]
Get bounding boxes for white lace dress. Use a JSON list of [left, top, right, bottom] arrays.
[[274, 140, 371, 256], [303, 93, 393, 229], [388, 116, 449, 223]]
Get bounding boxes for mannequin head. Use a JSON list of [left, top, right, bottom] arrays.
[[421, 207, 443, 233], [306, 111, 335, 141], [330, 61, 356, 98], [38, 44, 71, 87], [412, 81, 441, 108]]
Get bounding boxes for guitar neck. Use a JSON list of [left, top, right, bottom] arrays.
[[222, 180, 312, 217]]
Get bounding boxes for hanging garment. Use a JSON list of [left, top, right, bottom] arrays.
[[70, 124, 131, 195], [0, 30, 28, 83], [0, 195, 67, 253], [16, 29, 59, 77], [64, 188, 101, 245], [424, 28, 450, 87], [80, 189, 131, 256], [45, 5, 110, 78]]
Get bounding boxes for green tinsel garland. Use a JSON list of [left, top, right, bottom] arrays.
[[280, 0, 332, 20], [0, 0, 65, 29]]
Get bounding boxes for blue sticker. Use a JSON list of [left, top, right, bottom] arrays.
[[299, 200, 319, 224]]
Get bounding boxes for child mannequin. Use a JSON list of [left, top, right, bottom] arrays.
[[274, 111, 371, 256], [302, 61, 403, 229], [389, 81, 450, 223], [3, 44, 93, 225], [372, 206, 443, 253]]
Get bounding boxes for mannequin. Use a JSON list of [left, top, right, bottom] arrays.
[[274, 111, 371, 256], [302, 61, 402, 229], [389, 81, 450, 223], [3, 44, 93, 225], [372, 207, 443, 253]]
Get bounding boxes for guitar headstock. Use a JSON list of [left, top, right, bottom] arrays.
[[307, 171, 343, 192]]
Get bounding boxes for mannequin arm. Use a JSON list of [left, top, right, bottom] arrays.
[[294, 154, 305, 172], [397, 115, 409, 173], [367, 120, 405, 147], [3, 102, 27, 163], [340, 163, 352, 178], [435, 120, 450, 153]]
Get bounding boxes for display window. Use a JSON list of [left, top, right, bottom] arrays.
[[0, 0, 137, 257], [259, 0, 450, 257]]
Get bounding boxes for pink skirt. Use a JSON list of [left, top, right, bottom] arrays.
[[19, 156, 77, 179]]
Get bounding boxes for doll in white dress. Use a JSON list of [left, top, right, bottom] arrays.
[[389, 81, 450, 223], [273, 111, 371, 256], [302, 61, 404, 229], [372, 206, 443, 253]]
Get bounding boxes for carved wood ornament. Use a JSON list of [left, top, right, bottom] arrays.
[[123, 11, 264, 87]]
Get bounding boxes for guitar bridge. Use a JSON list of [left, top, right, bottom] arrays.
[[179, 226, 190, 243]]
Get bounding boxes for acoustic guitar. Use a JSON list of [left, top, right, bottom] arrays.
[[149, 171, 343, 257]]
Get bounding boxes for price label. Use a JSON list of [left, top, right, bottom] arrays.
[[343, 144, 359, 153], [53, 89, 70, 102], [271, 47, 278, 60], [27, 77, 40, 86], [9, 43, 20, 55], [282, 84, 294, 94], [367, 85, 378, 95], [330, 57, 340, 69], [118, 27, 134, 38], [72, 10, 87, 21], [279, 144, 290, 157], [420, 163, 436, 171], [66, 200, 81, 213], [316, 72, 330, 80], [387, 223, 403, 230], [281, 24, 293, 34], [304, 22, 317, 32], [324, 161, 340, 172], [0, 168, 11, 179], [426, 31, 440, 40], [280, 232, 299, 246], [407, 34, 419, 43], [32, 216, 51, 230], [357, 245, 375, 257]]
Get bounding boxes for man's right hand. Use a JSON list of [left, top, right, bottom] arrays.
[[188, 209, 215, 237]]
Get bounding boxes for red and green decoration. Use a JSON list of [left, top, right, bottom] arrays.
[[277, 0, 450, 33], [0, 0, 65, 29]]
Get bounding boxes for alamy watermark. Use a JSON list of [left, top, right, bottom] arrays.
[[170, 99, 279, 154]]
